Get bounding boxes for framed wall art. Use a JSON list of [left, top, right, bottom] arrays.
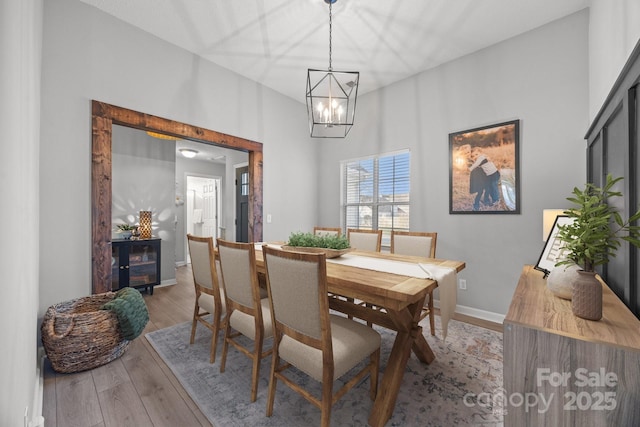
[[449, 120, 520, 214], [535, 215, 574, 277]]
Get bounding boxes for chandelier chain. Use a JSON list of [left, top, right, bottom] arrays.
[[328, 2, 332, 71]]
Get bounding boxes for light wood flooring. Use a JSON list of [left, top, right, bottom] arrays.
[[42, 265, 502, 427], [42, 266, 211, 427]]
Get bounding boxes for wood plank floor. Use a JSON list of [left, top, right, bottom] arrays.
[[42, 266, 211, 427], [42, 265, 502, 427]]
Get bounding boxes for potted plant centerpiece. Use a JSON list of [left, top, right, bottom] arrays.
[[283, 231, 352, 258], [555, 174, 640, 320]]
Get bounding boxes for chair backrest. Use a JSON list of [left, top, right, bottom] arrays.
[[347, 228, 382, 252], [216, 239, 260, 310], [186, 234, 222, 294], [391, 231, 437, 258], [262, 246, 329, 348], [313, 227, 342, 237]]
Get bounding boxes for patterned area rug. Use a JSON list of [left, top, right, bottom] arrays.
[[146, 316, 504, 426]]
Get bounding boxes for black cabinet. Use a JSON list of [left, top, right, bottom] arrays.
[[111, 238, 161, 295]]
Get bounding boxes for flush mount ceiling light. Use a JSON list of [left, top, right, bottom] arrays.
[[306, 0, 359, 138], [179, 148, 198, 158]]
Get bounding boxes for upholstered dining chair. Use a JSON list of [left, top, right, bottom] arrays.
[[313, 226, 342, 237], [262, 245, 381, 427], [347, 228, 382, 252], [187, 234, 226, 363], [391, 231, 437, 258], [391, 231, 438, 335], [216, 239, 273, 402]]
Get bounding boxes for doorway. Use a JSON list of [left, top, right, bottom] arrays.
[[186, 174, 221, 262], [236, 165, 249, 242], [91, 101, 263, 294]]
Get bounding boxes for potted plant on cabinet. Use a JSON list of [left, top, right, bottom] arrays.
[[555, 174, 640, 320], [116, 223, 137, 240]]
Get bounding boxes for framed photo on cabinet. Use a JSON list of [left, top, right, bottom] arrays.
[[449, 120, 520, 214], [535, 215, 574, 276]]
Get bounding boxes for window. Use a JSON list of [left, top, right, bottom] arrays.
[[341, 150, 410, 248], [240, 171, 249, 196]]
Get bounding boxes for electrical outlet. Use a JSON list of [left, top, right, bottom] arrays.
[[459, 279, 467, 290], [266, 214, 272, 223]]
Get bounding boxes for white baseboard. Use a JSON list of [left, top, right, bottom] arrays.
[[29, 348, 45, 427], [175, 261, 187, 268], [433, 299, 505, 325], [157, 279, 177, 287]]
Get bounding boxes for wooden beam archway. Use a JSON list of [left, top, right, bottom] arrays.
[[91, 100, 263, 294]]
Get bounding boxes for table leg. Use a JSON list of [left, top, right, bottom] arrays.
[[368, 301, 424, 427], [412, 333, 435, 364]]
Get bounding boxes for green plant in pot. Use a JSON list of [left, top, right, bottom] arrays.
[[284, 231, 352, 258], [286, 232, 350, 250], [555, 174, 640, 320], [116, 223, 137, 239]]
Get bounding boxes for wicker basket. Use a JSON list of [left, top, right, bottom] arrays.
[[41, 292, 130, 373]]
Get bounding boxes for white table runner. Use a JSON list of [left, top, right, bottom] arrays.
[[328, 254, 457, 340]]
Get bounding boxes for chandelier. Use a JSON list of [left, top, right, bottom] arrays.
[[306, 0, 359, 138]]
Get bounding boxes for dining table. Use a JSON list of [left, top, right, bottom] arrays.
[[252, 245, 465, 427]]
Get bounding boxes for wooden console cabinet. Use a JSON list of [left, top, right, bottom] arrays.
[[503, 266, 640, 426], [111, 238, 161, 295]]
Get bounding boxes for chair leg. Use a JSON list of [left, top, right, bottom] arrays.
[[320, 376, 333, 427], [369, 348, 380, 401], [266, 350, 279, 417], [251, 332, 264, 403], [250, 353, 261, 403], [190, 304, 199, 344], [210, 314, 221, 363], [428, 292, 435, 336], [219, 314, 232, 372]]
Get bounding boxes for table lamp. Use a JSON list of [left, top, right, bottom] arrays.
[[542, 209, 565, 241], [139, 210, 152, 239]]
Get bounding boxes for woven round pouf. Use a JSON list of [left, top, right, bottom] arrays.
[[546, 264, 581, 300], [572, 270, 602, 321]]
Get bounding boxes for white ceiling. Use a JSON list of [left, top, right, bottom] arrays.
[[78, 0, 589, 104]]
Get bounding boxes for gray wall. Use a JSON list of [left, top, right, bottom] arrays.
[[588, 0, 640, 120], [39, 0, 315, 316], [317, 10, 590, 318], [112, 125, 177, 283], [1, 0, 42, 425]]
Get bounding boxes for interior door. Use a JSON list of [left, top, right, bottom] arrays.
[[186, 175, 220, 262], [202, 181, 218, 238], [236, 166, 249, 242]]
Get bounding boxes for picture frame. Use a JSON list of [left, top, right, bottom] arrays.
[[449, 120, 520, 214], [535, 215, 575, 277]]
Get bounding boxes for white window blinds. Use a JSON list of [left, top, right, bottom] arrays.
[[341, 150, 410, 247]]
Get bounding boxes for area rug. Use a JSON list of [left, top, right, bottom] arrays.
[[146, 316, 504, 426]]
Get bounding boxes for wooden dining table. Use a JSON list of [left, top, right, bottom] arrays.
[[252, 246, 465, 427]]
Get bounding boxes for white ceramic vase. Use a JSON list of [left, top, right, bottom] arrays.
[[546, 263, 581, 300]]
